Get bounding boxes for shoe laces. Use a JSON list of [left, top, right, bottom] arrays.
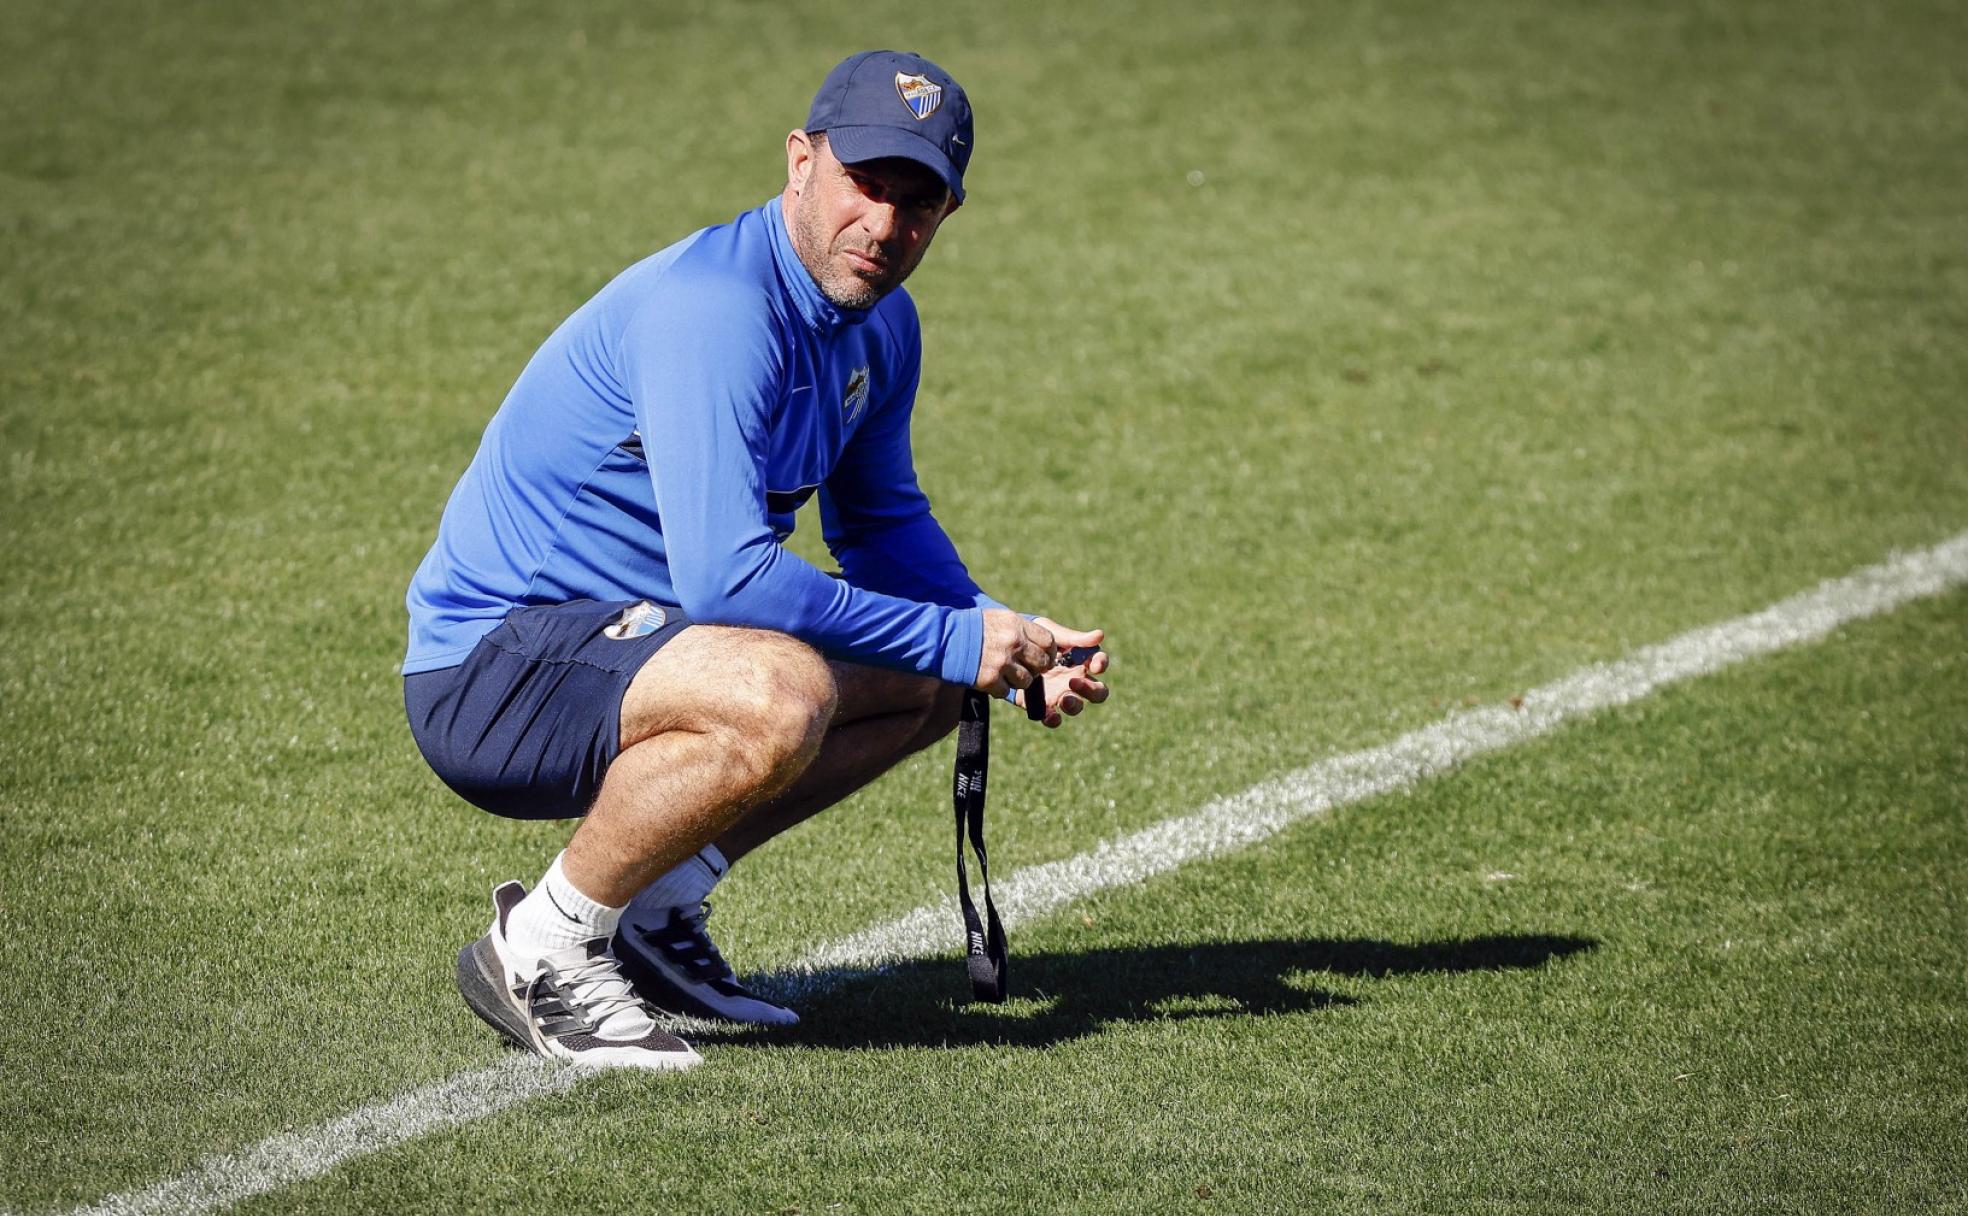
[[643, 901, 732, 982], [545, 945, 653, 1037]]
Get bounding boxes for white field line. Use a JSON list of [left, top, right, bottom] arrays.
[[67, 1056, 579, 1216], [59, 531, 1968, 1216], [778, 529, 1968, 985]]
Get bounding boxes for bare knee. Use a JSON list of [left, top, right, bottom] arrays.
[[711, 630, 837, 781], [620, 624, 839, 793]]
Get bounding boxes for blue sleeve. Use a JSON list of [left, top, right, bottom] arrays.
[[819, 339, 1005, 616], [619, 278, 983, 684]]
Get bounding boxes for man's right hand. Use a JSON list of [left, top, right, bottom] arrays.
[[974, 609, 1058, 698]]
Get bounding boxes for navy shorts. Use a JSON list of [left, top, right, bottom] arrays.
[[404, 598, 692, 820]]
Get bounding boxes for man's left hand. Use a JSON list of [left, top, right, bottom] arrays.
[[1023, 618, 1110, 729]]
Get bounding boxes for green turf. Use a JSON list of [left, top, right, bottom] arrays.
[[240, 594, 1968, 1214], [3, 0, 1965, 1211]]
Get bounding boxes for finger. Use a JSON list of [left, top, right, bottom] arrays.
[[1022, 620, 1061, 662], [1007, 663, 1035, 691], [1048, 624, 1103, 649], [1019, 638, 1055, 671], [1086, 651, 1109, 677], [1060, 694, 1085, 716]]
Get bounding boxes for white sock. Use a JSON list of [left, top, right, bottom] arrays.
[[504, 850, 625, 965], [627, 844, 729, 922]]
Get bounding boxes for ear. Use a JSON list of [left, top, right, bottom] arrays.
[[786, 129, 817, 194]]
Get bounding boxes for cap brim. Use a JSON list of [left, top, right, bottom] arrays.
[[824, 124, 965, 203]]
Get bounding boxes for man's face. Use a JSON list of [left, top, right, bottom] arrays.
[[784, 130, 958, 310]]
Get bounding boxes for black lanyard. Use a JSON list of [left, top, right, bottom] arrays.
[[952, 686, 1021, 1002], [952, 660, 1092, 1001]]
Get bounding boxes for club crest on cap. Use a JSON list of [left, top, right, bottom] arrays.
[[894, 72, 943, 120]]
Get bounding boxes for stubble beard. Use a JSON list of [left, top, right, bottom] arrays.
[[789, 191, 919, 311]]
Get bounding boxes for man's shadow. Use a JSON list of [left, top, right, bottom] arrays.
[[705, 934, 1596, 1051]]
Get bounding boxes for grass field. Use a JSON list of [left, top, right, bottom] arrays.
[[3, 0, 1965, 1212]]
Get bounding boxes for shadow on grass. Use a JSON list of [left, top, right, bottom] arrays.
[[705, 934, 1596, 1051]]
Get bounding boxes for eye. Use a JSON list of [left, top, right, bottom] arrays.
[[845, 171, 888, 203], [843, 168, 944, 215]]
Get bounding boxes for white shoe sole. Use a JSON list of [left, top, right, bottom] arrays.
[[457, 932, 702, 1071]]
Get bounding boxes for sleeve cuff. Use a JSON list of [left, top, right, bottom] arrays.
[[938, 606, 985, 686]]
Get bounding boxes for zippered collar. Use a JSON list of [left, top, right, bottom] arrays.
[[764, 195, 875, 336]]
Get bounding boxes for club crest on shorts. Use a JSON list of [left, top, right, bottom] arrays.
[[894, 72, 943, 120], [603, 600, 667, 640], [843, 365, 870, 423]]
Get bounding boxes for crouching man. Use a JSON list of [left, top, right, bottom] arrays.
[[402, 50, 1108, 1068]]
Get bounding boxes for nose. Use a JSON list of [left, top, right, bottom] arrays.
[[860, 200, 900, 243]]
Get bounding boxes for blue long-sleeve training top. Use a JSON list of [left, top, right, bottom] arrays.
[[403, 197, 998, 683]]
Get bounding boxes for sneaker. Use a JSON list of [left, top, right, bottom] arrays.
[[613, 901, 799, 1027], [455, 880, 702, 1070]]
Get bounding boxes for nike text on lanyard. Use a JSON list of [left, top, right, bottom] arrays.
[[951, 646, 1102, 1001], [952, 687, 1011, 1002], [949, 661, 1063, 1002]]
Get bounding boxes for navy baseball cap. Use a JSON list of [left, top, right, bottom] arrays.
[[805, 50, 973, 203]]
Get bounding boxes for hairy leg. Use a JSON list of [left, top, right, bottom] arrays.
[[714, 664, 964, 863], [562, 625, 837, 905]]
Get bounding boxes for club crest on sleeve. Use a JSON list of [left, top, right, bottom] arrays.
[[894, 72, 943, 120], [844, 365, 870, 422], [603, 600, 667, 640]]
